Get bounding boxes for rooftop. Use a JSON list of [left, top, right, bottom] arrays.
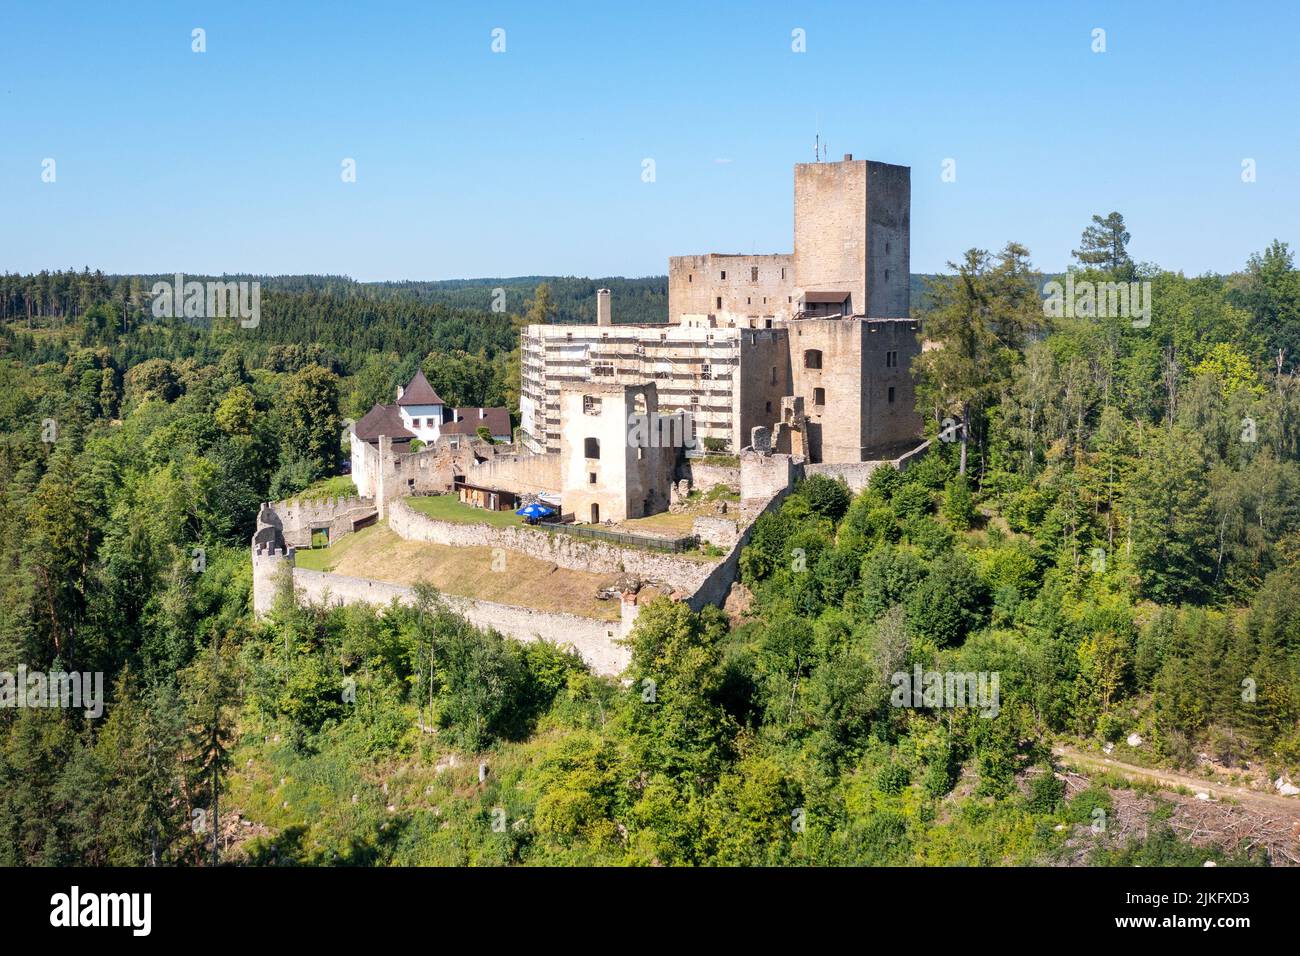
[[397, 369, 444, 406]]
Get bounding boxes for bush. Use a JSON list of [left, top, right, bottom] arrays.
[[875, 761, 911, 794], [942, 476, 975, 530], [799, 474, 852, 522], [1025, 767, 1065, 814], [891, 483, 932, 522]]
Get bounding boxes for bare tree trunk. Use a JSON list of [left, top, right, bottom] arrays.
[[210, 751, 219, 867], [958, 402, 969, 475]]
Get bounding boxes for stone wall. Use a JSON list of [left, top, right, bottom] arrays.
[[668, 253, 795, 324], [693, 516, 740, 548], [387, 497, 716, 592], [683, 460, 741, 493], [263, 496, 377, 549], [464, 450, 563, 495], [859, 318, 923, 455], [740, 448, 798, 503], [804, 460, 889, 493], [291, 568, 630, 676], [687, 487, 789, 612]]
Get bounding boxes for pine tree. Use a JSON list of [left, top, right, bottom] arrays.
[[1072, 212, 1134, 279]]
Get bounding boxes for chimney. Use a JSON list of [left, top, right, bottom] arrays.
[[396, 385, 404, 400], [843, 153, 853, 162], [596, 288, 612, 326]]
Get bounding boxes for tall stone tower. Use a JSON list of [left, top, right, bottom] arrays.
[[251, 540, 295, 617], [793, 155, 910, 318]]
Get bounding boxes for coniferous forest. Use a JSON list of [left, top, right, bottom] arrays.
[[2, 222, 1299, 867]]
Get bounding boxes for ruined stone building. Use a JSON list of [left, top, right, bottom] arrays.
[[350, 369, 512, 498], [519, 154, 922, 464]]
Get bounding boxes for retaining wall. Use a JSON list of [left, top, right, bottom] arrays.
[[388, 498, 716, 593], [292, 568, 630, 675]]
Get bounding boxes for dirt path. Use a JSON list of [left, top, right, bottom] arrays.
[[1053, 744, 1300, 818]]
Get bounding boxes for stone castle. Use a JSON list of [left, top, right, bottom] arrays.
[[251, 152, 932, 672], [520, 154, 921, 467]]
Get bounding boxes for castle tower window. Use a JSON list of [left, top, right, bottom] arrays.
[[720, 271, 727, 280], [589, 472, 597, 485], [716, 296, 722, 309], [781, 267, 786, 280], [804, 349, 823, 369], [751, 267, 759, 281], [584, 437, 600, 459], [888, 386, 896, 403], [886, 350, 897, 368], [813, 388, 825, 406]]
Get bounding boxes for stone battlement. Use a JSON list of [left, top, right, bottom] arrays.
[[265, 495, 374, 514], [252, 545, 294, 558]]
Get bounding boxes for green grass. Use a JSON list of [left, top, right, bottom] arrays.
[[292, 523, 376, 570], [407, 494, 524, 528], [295, 475, 359, 501]]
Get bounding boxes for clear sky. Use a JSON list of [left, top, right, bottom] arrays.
[[3, 1, 1296, 280]]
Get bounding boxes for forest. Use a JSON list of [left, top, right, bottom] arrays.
[[1, 217, 1298, 865]]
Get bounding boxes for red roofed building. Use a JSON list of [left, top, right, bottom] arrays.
[[349, 369, 513, 496]]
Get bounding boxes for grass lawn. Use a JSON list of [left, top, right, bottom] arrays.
[[294, 475, 359, 500], [292, 522, 621, 620], [407, 494, 526, 528]]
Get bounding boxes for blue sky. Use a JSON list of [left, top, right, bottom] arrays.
[[3, 1, 1296, 280]]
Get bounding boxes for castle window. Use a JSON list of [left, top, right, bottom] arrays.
[[688, 273, 692, 282], [886, 350, 897, 368], [746, 297, 751, 305], [589, 472, 597, 485], [781, 267, 786, 280], [888, 386, 896, 403], [720, 270, 727, 280], [716, 296, 722, 309], [583, 394, 601, 415], [770, 366, 777, 385], [584, 437, 600, 459], [813, 388, 825, 406], [751, 267, 759, 282], [804, 349, 823, 370]]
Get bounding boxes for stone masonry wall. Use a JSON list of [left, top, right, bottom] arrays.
[[265, 496, 377, 548], [291, 568, 630, 675], [387, 497, 716, 593]]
